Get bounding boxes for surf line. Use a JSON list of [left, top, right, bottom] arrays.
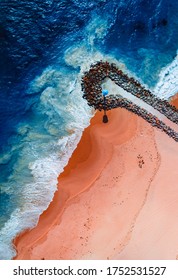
[[81, 61, 178, 142]]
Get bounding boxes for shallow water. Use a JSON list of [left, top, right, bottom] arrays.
[[0, 0, 177, 259]]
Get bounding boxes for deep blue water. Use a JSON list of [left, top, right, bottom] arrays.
[[0, 0, 178, 259]]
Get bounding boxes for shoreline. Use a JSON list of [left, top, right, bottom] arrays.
[[13, 108, 138, 259], [14, 95, 178, 259], [13, 110, 111, 258]]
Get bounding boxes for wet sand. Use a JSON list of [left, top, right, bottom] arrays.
[[14, 99, 178, 260]]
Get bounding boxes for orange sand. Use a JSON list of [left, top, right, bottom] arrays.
[[14, 101, 178, 260], [171, 93, 178, 108]]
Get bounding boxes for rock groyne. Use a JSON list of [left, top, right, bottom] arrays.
[[81, 61, 178, 142]]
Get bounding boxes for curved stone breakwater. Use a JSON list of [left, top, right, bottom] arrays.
[[81, 61, 178, 142]]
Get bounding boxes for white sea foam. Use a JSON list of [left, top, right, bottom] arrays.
[[0, 56, 93, 259], [154, 54, 178, 100], [0, 132, 85, 259]]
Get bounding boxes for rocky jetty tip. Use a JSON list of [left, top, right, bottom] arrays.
[[81, 61, 178, 142]]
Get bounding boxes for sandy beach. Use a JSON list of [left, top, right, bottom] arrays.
[[14, 98, 178, 260]]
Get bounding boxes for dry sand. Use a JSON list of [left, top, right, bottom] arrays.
[[14, 99, 178, 260]]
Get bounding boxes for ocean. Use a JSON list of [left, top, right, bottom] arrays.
[[0, 0, 177, 260]]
